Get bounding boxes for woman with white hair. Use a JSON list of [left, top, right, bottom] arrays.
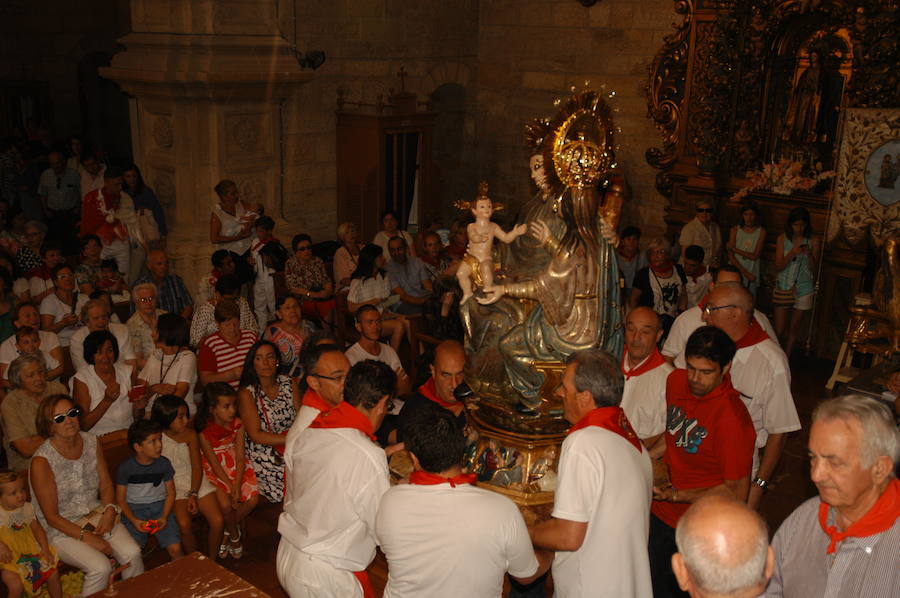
[[332, 221, 363, 292], [630, 236, 687, 325]]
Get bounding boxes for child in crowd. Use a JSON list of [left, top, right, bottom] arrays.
[[115, 420, 184, 561], [682, 245, 713, 309], [28, 244, 63, 305], [196, 383, 259, 560], [10, 327, 62, 381], [0, 470, 61, 598], [95, 259, 128, 295], [151, 394, 225, 558]]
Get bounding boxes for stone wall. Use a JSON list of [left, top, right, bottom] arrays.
[[286, 0, 480, 241], [475, 0, 677, 237]]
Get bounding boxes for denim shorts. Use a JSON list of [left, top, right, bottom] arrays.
[[123, 500, 181, 548]]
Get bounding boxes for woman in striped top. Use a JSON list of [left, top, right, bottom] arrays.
[[198, 299, 257, 389]]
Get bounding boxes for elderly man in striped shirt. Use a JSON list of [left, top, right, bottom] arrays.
[[765, 395, 899, 597]]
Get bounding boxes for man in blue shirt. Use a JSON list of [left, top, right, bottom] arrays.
[[385, 236, 432, 316]]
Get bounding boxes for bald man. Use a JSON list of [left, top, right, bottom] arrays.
[[673, 496, 774, 598], [702, 283, 799, 509], [395, 340, 467, 442], [663, 266, 776, 367], [133, 249, 194, 319], [621, 307, 673, 452]]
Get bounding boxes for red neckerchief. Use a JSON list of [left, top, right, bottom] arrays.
[[698, 294, 709, 309], [650, 263, 674, 277], [309, 401, 376, 442], [409, 470, 477, 488], [418, 378, 464, 416], [818, 479, 900, 554], [203, 418, 241, 444], [353, 571, 376, 598], [688, 265, 708, 282], [302, 388, 334, 413], [621, 347, 666, 381], [735, 319, 769, 349], [568, 407, 642, 453]]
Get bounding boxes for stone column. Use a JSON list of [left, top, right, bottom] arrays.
[[101, 0, 311, 292]]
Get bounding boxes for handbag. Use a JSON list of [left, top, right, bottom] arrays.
[[772, 285, 796, 307], [137, 208, 161, 242]]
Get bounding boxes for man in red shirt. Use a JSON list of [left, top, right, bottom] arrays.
[[650, 326, 756, 598], [81, 165, 130, 277]]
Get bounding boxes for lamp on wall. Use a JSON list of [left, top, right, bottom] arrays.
[[298, 51, 326, 70]]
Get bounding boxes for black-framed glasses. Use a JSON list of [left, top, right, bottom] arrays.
[[310, 372, 346, 383], [696, 207, 713, 213], [52, 407, 80, 424], [702, 304, 737, 317]]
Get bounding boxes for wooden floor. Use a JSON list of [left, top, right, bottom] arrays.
[[143, 356, 835, 597]]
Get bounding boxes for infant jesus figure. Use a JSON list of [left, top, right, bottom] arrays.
[[456, 182, 527, 304]]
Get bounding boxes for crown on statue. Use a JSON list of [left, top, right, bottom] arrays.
[[453, 180, 504, 212]]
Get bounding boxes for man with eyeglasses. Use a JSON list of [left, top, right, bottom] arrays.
[[289, 343, 350, 436], [38, 151, 81, 256], [700, 283, 799, 510], [649, 326, 756, 598], [663, 265, 777, 368], [678, 200, 721, 268], [277, 359, 395, 598], [134, 250, 193, 320]]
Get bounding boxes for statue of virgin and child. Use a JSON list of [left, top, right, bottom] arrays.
[[459, 90, 624, 428]]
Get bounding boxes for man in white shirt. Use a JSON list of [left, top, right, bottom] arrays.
[[277, 359, 395, 598], [529, 349, 653, 597], [678, 200, 721, 267], [663, 265, 776, 367], [376, 401, 549, 597], [345, 305, 411, 394], [0, 302, 62, 380], [701, 283, 800, 509], [621, 307, 673, 453]]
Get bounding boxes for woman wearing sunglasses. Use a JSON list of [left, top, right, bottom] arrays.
[[677, 200, 721, 268], [29, 394, 144, 595], [0, 355, 67, 471]]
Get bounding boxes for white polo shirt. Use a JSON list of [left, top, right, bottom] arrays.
[[0, 331, 60, 370], [730, 338, 800, 474], [663, 306, 777, 368], [552, 426, 653, 598], [68, 322, 136, 371], [345, 341, 402, 371], [621, 358, 673, 439], [376, 483, 538, 598], [278, 425, 389, 572]]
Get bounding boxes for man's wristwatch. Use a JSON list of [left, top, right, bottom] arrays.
[[753, 477, 769, 491]]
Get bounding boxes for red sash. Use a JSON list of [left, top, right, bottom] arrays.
[[818, 478, 900, 554], [735, 319, 769, 349], [302, 388, 334, 413], [352, 570, 376, 598], [568, 407, 642, 453], [418, 378, 464, 417], [409, 470, 477, 488], [308, 401, 377, 442], [621, 347, 666, 381]]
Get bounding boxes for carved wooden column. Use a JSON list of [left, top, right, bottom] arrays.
[[100, 0, 311, 290]]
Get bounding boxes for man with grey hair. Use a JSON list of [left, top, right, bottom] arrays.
[[529, 349, 653, 597], [765, 395, 899, 597], [631, 237, 687, 321], [672, 495, 774, 598]]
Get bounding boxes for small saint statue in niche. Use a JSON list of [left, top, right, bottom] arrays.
[[455, 182, 527, 304]]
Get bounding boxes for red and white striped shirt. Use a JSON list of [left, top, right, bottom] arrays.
[[198, 329, 258, 388]]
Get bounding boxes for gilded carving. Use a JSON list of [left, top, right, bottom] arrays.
[[152, 116, 173, 149]]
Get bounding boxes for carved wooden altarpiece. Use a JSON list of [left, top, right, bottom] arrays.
[[645, 0, 900, 357]]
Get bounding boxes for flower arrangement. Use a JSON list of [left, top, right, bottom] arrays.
[[731, 159, 834, 201]]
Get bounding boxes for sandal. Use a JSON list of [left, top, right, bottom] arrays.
[[217, 530, 230, 559], [229, 528, 243, 559]]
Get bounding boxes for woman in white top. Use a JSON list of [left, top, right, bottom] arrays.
[[138, 313, 197, 415], [347, 244, 409, 352], [373, 210, 415, 261], [39, 264, 88, 347], [209, 179, 261, 255], [71, 330, 139, 437]]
